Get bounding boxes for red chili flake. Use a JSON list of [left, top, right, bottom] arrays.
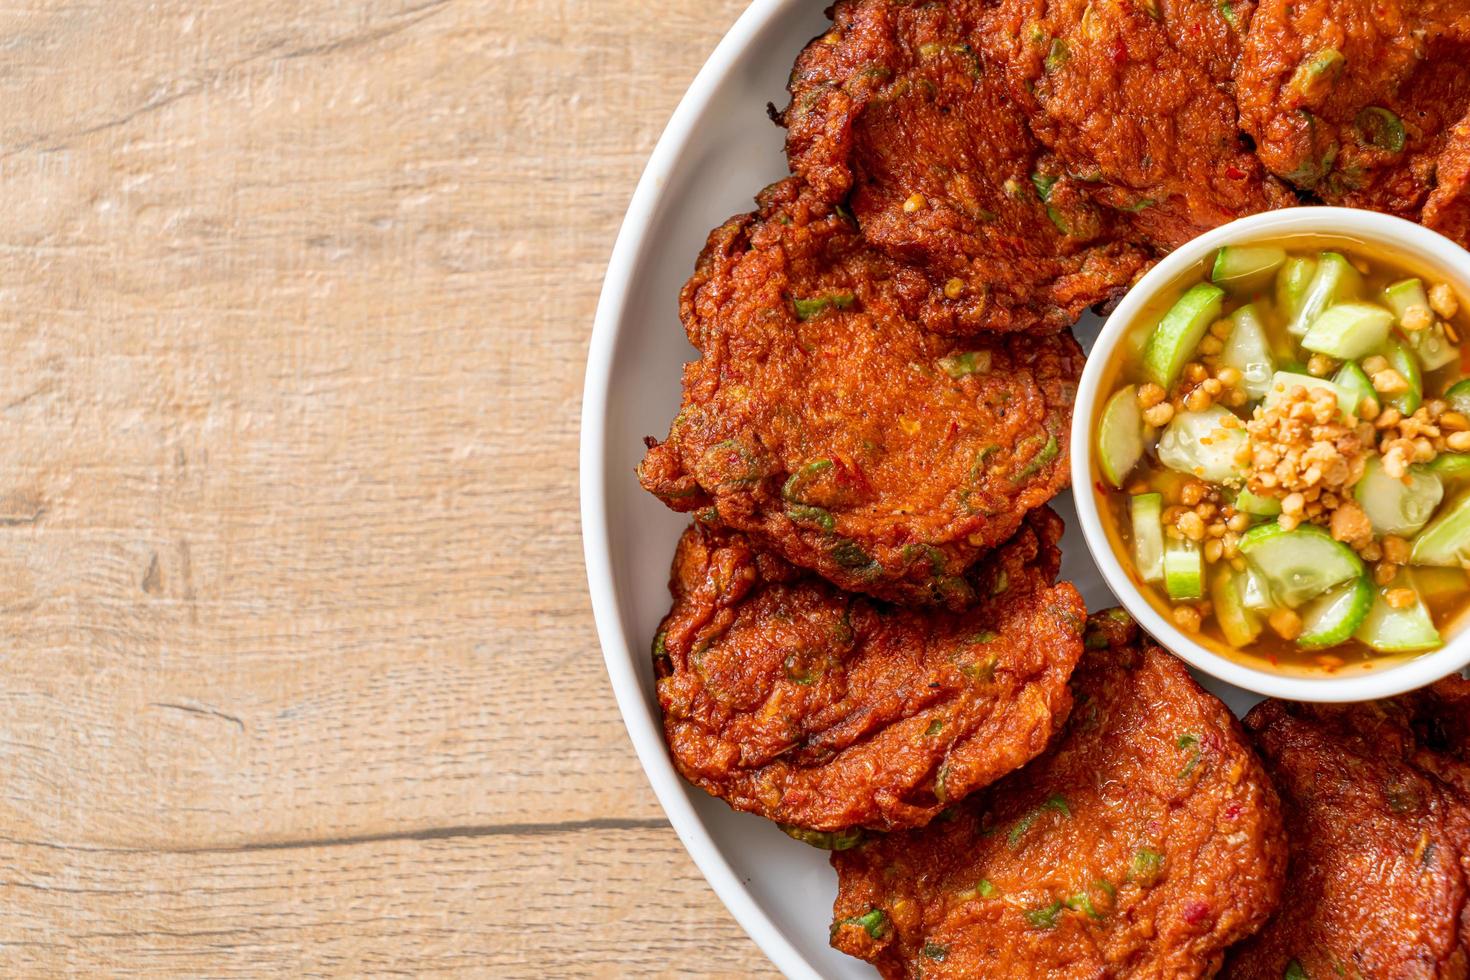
[[1110, 39, 1127, 65], [1095, 481, 1109, 496], [643, 435, 659, 449], [1182, 901, 1211, 926], [1225, 165, 1248, 180], [1224, 802, 1242, 821]]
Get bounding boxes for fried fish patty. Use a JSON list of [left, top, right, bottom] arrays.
[[1223, 690, 1470, 979], [830, 611, 1286, 978], [654, 508, 1085, 834], [1235, 0, 1470, 229], [782, 0, 1152, 335], [984, 0, 1293, 251], [638, 179, 1082, 607]]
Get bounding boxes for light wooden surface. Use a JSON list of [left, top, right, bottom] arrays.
[[0, 1, 780, 975]]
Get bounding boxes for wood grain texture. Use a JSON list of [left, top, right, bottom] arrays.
[[0, 0, 780, 975]]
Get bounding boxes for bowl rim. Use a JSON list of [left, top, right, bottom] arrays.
[[1072, 205, 1470, 703], [580, 1, 824, 977]]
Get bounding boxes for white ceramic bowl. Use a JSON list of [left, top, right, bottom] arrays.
[[1073, 206, 1470, 703]]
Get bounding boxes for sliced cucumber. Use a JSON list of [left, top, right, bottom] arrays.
[[1384, 278, 1459, 371], [1263, 371, 1356, 418], [1296, 576, 1373, 649], [1355, 589, 1442, 653], [1131, 493, 1165, 583], [1383, 277, 1429, 320], [1288, 252, 1363, 337], [1235, 490, 1282, 517], [1276, 255, 1317, 326], [1212, 245, 1286, 295], [1211, 567, 1263, 647], [1239, 564, 1275, 611], [1410, 492, 1470, 567], [1431, 453, 1470, 479], [1302, 302, 1395, 359], [1221, 304, 1275, 400], [1156, 404, 1248, 485], [1239, 523, 1365, 608], [1355, 456, 1444, 538], [1098, 386, 1145, 488], [1164, 537, 1204, 601], [1332, 361, 1378, 418], [1446, 379, 1470, 416], [1142, 283, 1226, 389], [1382, 338, 1422, 415]]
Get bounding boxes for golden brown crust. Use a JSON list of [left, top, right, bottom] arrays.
[[983, 0, 1292, 251], [1236, 0, 1470, 227], [1224, 688, 1470, 979], [654, 508, 1085, 833], [830, 611, 1287, 978], [638, 179, 1081, 607], [782, 0, 1153, 334]]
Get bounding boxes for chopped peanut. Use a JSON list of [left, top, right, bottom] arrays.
[[1372, 369, 1409, 395], [1386, 588, 1418, 610], [1374, 562, 1400, 586], [1430, 282, 1459, 319], [1173, 606, 1202, 632], [903, 193, 927, 213], [1382, 536, 1411, 564], [1448, 431, 1470, 452], [1137, 383, 1167, 409], [1143, 402, 1175, 428], [1363, 355, 1390, 375], [944, 277, 965, 300], [1329, 499, 1374, 550], [1269, 608, 1302, 640], [1401, 304, 1433, 332]]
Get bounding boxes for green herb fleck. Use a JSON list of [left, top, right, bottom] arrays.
[[1356, 106, 1406, 153], [1025, 901, 1063, 929], [782, 458, 833, 503], [1031, 173, 1059, 202], [925, 719, 945, 737], [1284, 961, 1308, 980], [977, 879, 995, 897], [921, 942, 948, 961], [1119, 198, 1155, 213], [1177, 733, 1202, 779], [1044, 38, 1069, 72], [779, 824, 865, 850], [1015, 435, 1060, 480], [1043, 794, 1071, 817], [787, 503, 836, 531], [834, 907, 890, 940], [1065, 892, 1104, 920], [1218, 0, 1237, 26], [831, 539, 879, 574], [939, 350, 993, 377], [794, 293, 856, 320], [1131, 846, 1165, 886]]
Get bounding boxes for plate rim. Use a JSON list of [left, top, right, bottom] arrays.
[[580, 1, 824, 977]]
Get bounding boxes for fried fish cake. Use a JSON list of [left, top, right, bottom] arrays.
[[983, 0, 1291, 251], [638, 179, 1082, 607], [1223, 693, 1470, 979], [654, 508, 1084, 834], [782, 0, 1151, 335], [830, 611, 1286, 978], [1235, 0, 1470, 225]]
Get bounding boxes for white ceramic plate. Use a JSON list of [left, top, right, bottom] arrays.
[[580, 2, 1261, 976]]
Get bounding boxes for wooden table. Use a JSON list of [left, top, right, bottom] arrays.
[[0, 1, 778, 975]]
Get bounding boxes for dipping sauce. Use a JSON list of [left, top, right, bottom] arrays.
[[1094, 239, 1470, 673]]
